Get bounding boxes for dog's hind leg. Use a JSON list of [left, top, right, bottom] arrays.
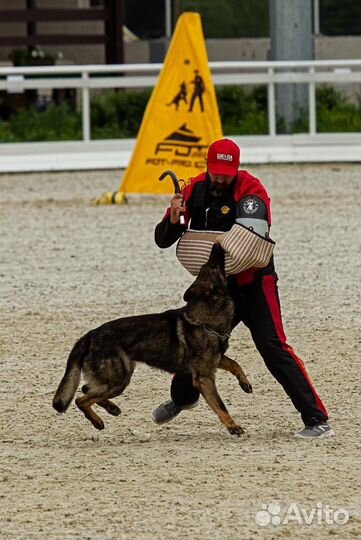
[[78, 373, 133, 428], [75, 394, 105, 430], [78, 347, 135, 429], [76, 386, 125, 430], [81, 385, 121, 417], [97, 399, 121, 416], [218, 355, 253, 394], [193, 374, 244, 436]]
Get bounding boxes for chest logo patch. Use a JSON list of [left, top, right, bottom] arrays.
[[243, 197, 259, 214], [221, 205, 230, 215]]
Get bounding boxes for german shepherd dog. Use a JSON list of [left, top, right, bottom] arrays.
[[52, 244, 252, 436]]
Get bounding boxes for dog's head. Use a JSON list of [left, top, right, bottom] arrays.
[[183, 243, 234, 332], [183, 243, 228, 303]]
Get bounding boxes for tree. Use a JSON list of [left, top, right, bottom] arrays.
[[124, 0, 269, 39], [320, 0, 361, 35], [178, 0, 269, 37], [124, 0, 165, 39]]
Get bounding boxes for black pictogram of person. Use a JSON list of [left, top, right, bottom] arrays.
[[188, 70, 205, 112], [167, 81, 188, 110]]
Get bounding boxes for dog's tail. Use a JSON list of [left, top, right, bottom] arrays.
[[52, 333, 90, 413]]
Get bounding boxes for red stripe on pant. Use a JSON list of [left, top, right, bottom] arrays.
[[261, 275, 328, 419]]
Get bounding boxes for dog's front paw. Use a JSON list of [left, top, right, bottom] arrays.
[[227, 424, 245, 436]]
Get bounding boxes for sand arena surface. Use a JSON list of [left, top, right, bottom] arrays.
[[0, 163, 360, 539]]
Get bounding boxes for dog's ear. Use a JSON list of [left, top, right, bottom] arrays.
[[183, 284, 195, 302], [184, 282, 213, 302]]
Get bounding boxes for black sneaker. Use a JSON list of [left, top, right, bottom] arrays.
[[151, 399, 199, 425], [294, 422, 335, 439]]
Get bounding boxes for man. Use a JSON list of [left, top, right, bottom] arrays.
[[188, 70, 205, 112], [153, 138, 334, 439]]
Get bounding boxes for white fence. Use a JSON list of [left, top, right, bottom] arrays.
[[0, 60, 360, 170]]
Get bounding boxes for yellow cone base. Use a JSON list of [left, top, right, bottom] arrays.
[[93, 191, 128, 205]]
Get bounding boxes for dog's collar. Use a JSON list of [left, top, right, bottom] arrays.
[[183, 313, 230, 341]]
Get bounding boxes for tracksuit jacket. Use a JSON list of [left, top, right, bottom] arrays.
[[155, 171, 328, 426]]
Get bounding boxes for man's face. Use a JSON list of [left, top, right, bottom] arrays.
[[208, 171, 235, 196]]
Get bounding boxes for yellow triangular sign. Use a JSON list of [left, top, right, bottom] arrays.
[[119, 12, 223, 195]]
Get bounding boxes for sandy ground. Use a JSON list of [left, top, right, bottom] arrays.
[[0, 163, 360, 540]]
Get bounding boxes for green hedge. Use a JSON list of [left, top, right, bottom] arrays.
[[0, 103, 82, 142], [0, 85, 360, 142], [316, 86, 361, 132], [91, 89, 151, 139]]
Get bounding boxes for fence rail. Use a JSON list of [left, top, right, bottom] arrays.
[[1, 59, 361, 143]]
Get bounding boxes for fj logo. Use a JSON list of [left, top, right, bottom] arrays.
[[217, 153, 233, 162]]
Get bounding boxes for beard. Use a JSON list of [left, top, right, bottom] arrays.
[[209, 180, 234, 198]]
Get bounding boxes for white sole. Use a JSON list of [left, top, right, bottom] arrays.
[[294, 429, 336, 439]]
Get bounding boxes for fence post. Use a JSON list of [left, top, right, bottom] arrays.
[[308, 67, 316, 135], [82, 72, 91, 142], [268, 68, 276, 136]]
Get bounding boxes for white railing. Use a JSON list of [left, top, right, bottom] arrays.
[[0, 59, 360, 142]]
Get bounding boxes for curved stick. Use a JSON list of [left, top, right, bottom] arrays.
[[159, 170, 186, 225], [159, 170, 182, 193]]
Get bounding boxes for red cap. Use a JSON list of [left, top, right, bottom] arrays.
[[207, 138, 240, 176]]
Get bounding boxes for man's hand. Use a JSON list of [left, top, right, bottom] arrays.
[[170, 193, 186, 224]]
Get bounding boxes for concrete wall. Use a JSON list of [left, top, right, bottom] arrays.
[[2, 35, 360, 66], [316, 36, 361, 60], [125, 36, 361, 64]]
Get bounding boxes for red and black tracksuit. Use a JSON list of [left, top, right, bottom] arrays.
[[154, 171, 328, 426]]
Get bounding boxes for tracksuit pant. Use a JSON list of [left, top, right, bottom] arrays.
[[170, 274, 329, 426]]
